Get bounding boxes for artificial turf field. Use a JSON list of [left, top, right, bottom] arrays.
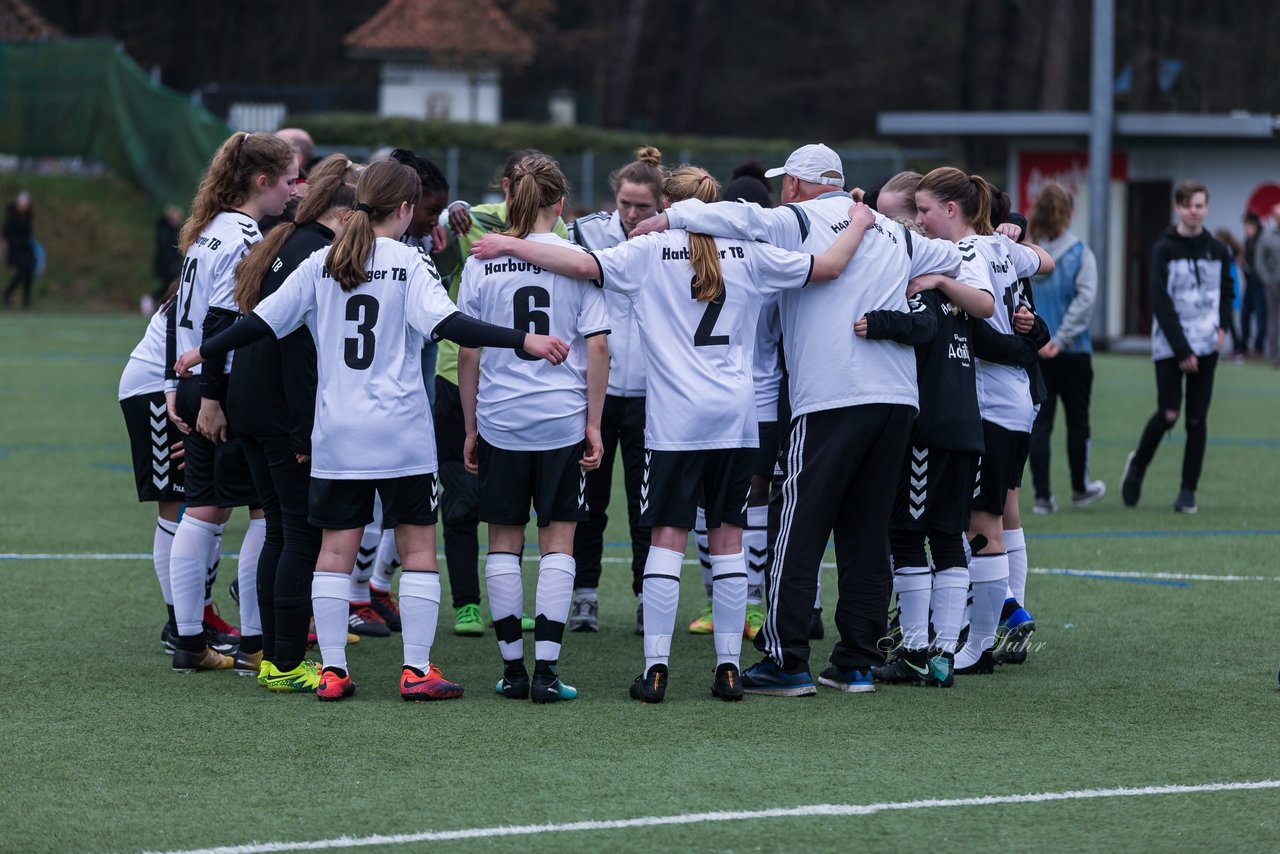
[[2, 311, 1279, 853]]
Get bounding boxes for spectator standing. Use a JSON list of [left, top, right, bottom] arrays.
[[1241, 213, 1267, 356], [1026, 183, 1105, 513], [1122, 180, 1234, 514], [1253, 204, 1280, 367], [3, 191, 35, 310]]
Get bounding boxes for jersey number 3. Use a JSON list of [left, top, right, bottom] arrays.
[[344, 294, 379, 370], [513, 285, 550, 361]]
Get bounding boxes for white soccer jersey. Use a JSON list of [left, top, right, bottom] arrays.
[[753, 294, 784, 422], [253, 238, 458, 479], [569, 210, 645, 397], [118, 305, 167, 400], [592, 230, 813, 450], [174, 211, 261, 375], [458, 233, 611, 451], [958, 234, 1042, 433], [666, 196, 962, 418]]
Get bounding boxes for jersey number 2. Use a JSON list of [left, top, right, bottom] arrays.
[[344, 294, 379, 370], [512, 285, 550, 361], [692, 281, 729, 347]]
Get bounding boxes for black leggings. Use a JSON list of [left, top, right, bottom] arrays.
[[433, 377, 481, 608], [1030, 353, 1094, 497], [574, 394, 650, 595], [1134, 353, 1218, 492], [4, 260, 34, 308], [240, 433, 322, 671]]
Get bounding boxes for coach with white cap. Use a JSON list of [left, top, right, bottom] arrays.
[[632, 144, 961, 696]]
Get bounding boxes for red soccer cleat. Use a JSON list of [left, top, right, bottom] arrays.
[[400, 663, 464, 702]]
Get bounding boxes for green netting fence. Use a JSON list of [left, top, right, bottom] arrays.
[[0, 39, 230, 206]]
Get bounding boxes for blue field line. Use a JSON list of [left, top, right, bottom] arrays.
[[1026, 528, 1280, 541]]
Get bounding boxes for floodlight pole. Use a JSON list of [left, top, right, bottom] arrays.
[[1088, 0, 1115, 337]]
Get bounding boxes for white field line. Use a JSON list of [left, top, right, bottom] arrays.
[[143, 780, 1280, 854], [5, 553, 1279, 583]]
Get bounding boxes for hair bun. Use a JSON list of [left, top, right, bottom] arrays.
[[635, 146, 662, 167]]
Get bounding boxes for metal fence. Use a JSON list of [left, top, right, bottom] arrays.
[[320, 144, 905, 210]]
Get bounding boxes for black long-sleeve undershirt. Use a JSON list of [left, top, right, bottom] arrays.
[[199, 310, 529, 363]]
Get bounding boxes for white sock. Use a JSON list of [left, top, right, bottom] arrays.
[[485, 552, 523, 662], [399, 571, 441, 670], [371, 528, 400, 594], [204, 529, 224, 607], [1005, 527, 1028, 606], [237, 518, 266, 637], [694, 506, 712, 599], [710, 552, 748, 667], [642, 547, 684, 670], [171, 516, 221, 637], [535, 553, 576, 664], [955, 553, 1009, 668], [351, 523, 380, 601], [744, 506, 768, 604], [892, 566, 932, 650], [931, 566, 970, 654], [153, 518, 178, 606], [814, 565, 823, 610], [311, 571, 351, 671]]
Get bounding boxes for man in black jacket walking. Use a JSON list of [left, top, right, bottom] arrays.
[[1122, 180, 1233, 514]]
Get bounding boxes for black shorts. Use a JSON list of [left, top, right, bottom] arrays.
[[892, 445, 979, 534], [753, 421, 781, 479], [972, 421, 1031, 515], [175, 378, 258, 509], [120, 392, 186, 502], [478, 439, 588, 527], [309, 473, 440, 530], [641, 447, 753, 530]]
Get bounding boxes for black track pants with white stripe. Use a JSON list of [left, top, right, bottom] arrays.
[[756, 403, 914, 672]]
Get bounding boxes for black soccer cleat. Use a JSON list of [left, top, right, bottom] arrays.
[[712, 662, 744, 702], [495, 661, 530, 700], [954, 647, 996, 675], [629, 664, 668, 703], [872, 647, 931, 685]]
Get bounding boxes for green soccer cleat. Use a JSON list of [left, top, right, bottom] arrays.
[[688, 601, 714, 634], [743, 603, 765, 640], [257, 660, 276, 687], [266, 660, 321, 693], [453, 603, 485, 636]]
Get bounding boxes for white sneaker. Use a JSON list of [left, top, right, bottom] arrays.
[[1032, 496, 1057, 514], [1071, 480, 1106, 508]]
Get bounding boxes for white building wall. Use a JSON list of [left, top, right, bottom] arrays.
[[1126, 144, 1280, 236], [378, 63, 501, 124]]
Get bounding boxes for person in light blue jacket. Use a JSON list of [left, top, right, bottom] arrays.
[[1026, 183, 1105, 513]]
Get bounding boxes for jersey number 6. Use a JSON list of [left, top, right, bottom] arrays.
[[512, 285, 551, 361], [344, 294, 380, 370]]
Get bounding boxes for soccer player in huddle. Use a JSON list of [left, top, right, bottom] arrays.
[[914, 167, 1054, 675], [176, 160, 569, 702], [854, 171, 996, 687], [457, 153, 609, 703], [224, 161, 357, 692], [166, 131, 297, 674], [564, 146, 664, 634], [473, 164, 876, 702]]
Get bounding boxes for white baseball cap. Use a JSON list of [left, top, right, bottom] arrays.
[[764, 144, 845, 187]]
